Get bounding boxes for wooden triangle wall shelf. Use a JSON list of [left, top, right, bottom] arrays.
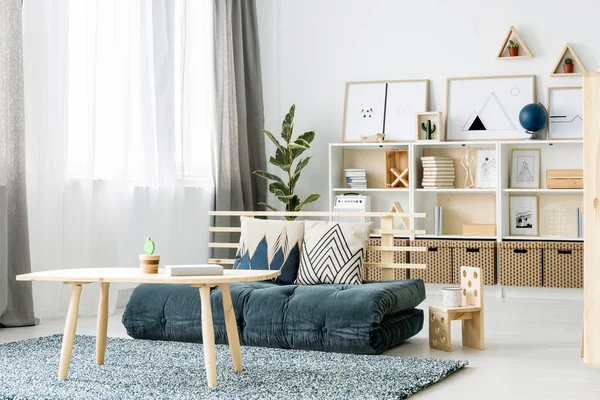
[[496, 26, 533, 59], [551, 43, 587, 77]]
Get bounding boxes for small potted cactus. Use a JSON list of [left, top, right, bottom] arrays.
[[139, 237, 160, 274], [563, 58, 574, 73], [507, 40, 519, 57]]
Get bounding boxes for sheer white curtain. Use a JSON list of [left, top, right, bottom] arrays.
[[22, 0, 214, 319]]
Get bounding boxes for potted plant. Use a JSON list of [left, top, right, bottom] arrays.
[[253, 105, 320, 220], [564, 58, 574, 73], [507, 40, 519, 57], [139, 237, 160, 274]]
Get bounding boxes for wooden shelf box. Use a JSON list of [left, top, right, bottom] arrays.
[[385, 150, 409, 188]]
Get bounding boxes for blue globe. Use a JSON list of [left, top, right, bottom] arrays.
[[519, 103, 548, 133]]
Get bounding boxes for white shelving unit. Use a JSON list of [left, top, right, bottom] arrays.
[[329, 140, 584, 242]]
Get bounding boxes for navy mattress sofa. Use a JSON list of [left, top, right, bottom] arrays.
[[122, 279, 426, 354]]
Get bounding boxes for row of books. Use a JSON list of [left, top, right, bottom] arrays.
[[344, 168, 367, 189], [421, 156, 455, 188]]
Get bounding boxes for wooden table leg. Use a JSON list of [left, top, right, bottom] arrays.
[[199, 286, 217, 388], [96, 282, 110, 365], [59, 284, 83, 380], [220, 283, 242, 372]]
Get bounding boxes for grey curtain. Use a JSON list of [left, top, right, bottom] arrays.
[[0, 0, 36, 327], [213, 0, 266, 213], [212, 0, 266, 257]]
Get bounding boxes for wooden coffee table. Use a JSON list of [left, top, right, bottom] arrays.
[[16, 268, 280, 388]]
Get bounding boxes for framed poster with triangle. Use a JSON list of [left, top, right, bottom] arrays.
[[445, 75, 536, 141]]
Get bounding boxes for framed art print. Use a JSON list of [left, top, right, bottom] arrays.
[[476, 149, 497, 188], [548, 86, 583, 140], [510, 148, 540, 189], [446, 75, 536, 141], [342, 80, 429, 142], [342, 82, 387, 142], [509, 195, 539, 236]]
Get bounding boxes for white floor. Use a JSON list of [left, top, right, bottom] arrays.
[[1, 297, 599, 399]]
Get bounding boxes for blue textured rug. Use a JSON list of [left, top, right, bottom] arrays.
[[0, 335, 466, 399]]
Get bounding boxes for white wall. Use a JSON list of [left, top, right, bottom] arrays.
[[256, 0, 600, 211]]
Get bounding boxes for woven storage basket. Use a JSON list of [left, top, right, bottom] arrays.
[[409, 240, 453, 284], [364, 238, 409, 281], [451, 241, 497, 285], [543, 242, 583, 288], [499, 241, 543, 287]]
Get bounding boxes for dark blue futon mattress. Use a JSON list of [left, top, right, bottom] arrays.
[[122, 279, 426, 354]]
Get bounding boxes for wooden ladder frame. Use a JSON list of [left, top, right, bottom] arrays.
[[207, 210, 428, 274]]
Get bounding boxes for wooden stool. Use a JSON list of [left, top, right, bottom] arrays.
[[429, 266, 484, 352]]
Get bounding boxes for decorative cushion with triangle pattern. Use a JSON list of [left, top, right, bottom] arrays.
[[233, 217, 304, 285], [296, 220, 372, 285]]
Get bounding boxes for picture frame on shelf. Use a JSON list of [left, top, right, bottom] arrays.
[[547, 86, 583, 140], [342, 80, 429, 142], [510, 148, 540, 189], [475, 149, 497, 188], [445, 75, 536, 141], [416, 112, 443, 141], [509, 195, 539, 236]]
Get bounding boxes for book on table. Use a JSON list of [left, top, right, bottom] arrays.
[[165, 264, 224, 276]]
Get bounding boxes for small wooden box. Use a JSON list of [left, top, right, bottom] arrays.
[[462, 224, 496, 236], [546, 169, 583, 189], [416, 112, 444, 141], [364, 238, 409, 280], [385, 150, 409, 188]]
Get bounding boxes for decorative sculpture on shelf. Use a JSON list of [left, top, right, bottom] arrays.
[[461, 148, 476, 188], [360, 133, 385, 143], [389, 167, 409, 188], [421, 119, 436, 140]]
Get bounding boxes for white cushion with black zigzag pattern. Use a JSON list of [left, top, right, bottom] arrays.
[[296, 220, 372, 285]]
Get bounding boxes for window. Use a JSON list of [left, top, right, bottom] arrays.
[[66, 0, 213, 183]]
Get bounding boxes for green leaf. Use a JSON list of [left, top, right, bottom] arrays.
[[258, 202, 279, 212], [269, 156, 287, 170], [298, 130, 316, 144], [269, 181, 289, 196], [280, 104, 296, 143], [253, 170, 284, 184], [298, 193, 320, 209], [276, 194, 295, 202], [264, 129, 284, 152], [293, 157, 311, 176], [289, 157, 311, 190], [289, 142, 308, 150], [291, 131, 315, 158], [288, 195, 301, 211], [144, 237, 155, 255], [270, 147, 291, 171]]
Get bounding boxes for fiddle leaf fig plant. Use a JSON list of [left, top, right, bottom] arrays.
[[254, 104, 320, 220]]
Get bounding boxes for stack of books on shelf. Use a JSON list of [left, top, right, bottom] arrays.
[[421, 156, 455, 188], [344, 168, 367, 189]]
